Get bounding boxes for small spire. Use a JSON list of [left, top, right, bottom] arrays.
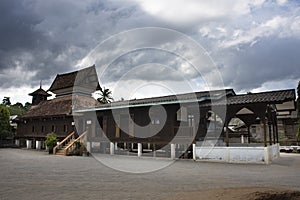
[[40, 80, 42, 89]]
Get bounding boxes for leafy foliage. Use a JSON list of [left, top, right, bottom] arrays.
[[1, 97, 31, 116], [2, 97, 11, 106], [97, 87, 114, 104], [0, 105, 11, 138], [44, 133, 57, 154], [9, 102, 31, 116]]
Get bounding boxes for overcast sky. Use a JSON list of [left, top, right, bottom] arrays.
[[0, 0, 299, 104]]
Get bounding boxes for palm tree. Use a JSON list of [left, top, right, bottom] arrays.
[[97, 87, 114, 104]]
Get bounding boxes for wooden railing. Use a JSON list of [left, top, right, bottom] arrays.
[[53, 131, 75, 155], [64, 131, 87, 156]]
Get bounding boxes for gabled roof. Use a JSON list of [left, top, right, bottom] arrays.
[[29, 88, 51, 97], [20, 96, 101, 118], [199, 89, 296, 107], [225, 89, 295, 105], [76, 89, 235, 111], [74, 89, 296, 113], [48, 65, 101, 93]]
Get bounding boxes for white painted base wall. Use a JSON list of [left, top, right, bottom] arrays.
[[195, 143, 280, 164]]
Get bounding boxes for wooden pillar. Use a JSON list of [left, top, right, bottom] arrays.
[[275, 120, 279, 143], [263, 118, 267, 147], [268, 121, 272, 146], [153, 143, 156, 157], [247, 126, 251, 144], [225, 120, 229, 147], [272, 123, 276, 144]]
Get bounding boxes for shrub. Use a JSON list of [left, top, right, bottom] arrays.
[[45, 133, 57, 154]]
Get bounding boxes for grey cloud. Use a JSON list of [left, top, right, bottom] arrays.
[[0, 0, 299, 98], [216, 37, 300, 91]]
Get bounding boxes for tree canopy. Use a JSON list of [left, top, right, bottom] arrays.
[[0, 105, 10, 138], [97, 87, 114, 104], [1, 97, 31, 116], [2, 97, 11, 106]]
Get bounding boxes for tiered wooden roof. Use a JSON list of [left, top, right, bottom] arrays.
[[29, 88, 51, 97], [48, 65, 101, 94], [21, 95, 100, 118]]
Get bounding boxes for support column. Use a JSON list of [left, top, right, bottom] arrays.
[[110, 142, 114, 155], [87, 141, 92, 152], [192, 143, 196, 160], [268, 122, 272, 146], [171, 143, 175, 159], [115, 142, 118, 151], [247, 126, 251, 144], [15, 139, 20, 147], [36, 140, 42, 150], [241, 135, 244, 144], [153, 143, 156, 157], [26, 140, 32, 149], [137, 143, 142, 157], [275, 120, 279, 143], [225, 121, 229, 147], [263, 118, 267, 147], [272, 123, 276, 144]]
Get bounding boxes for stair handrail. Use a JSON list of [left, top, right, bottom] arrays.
[[64, 131, 87, 156], [53, 131, 75, 155]]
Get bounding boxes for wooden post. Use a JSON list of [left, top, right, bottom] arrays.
[[226, 121, 229, 147], [247, 126, 251, 144], [268, 122, 272, 146], [275, 120, 279, 143], [272, 123, 276, 144], [263, 118, 267, 147]]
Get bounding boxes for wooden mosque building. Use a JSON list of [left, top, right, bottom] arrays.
[[15, 66, 101, 148], [76, 89, 296, 163], [15, 65, 296, 163]]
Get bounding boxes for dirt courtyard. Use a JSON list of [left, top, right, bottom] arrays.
[[0, 148, 300, 200]]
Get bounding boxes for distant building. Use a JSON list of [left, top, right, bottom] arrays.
[[15, 66, 101, 148]]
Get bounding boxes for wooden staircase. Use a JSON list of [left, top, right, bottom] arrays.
[[55, 139, 75, 155], [53, 131, 87, 156]]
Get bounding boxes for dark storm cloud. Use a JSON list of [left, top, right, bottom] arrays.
[[0, 0, 44, 51], [218, 37, 300, 91], [0, 0, 299, 103], [0, 0, 145, 89]]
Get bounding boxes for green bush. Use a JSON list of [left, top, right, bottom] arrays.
[[45, 133, 57, 154]]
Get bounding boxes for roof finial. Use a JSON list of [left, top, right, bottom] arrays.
[[40, 80, 42, 89]]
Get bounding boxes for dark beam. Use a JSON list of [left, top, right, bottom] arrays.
[[263, 118, 267, 147], [226, 120, 229, 147]]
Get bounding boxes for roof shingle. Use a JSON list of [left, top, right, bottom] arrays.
[[21, 96, 101, 118]]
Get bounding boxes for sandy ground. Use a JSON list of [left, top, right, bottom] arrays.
[[0, 148, 300, 200]]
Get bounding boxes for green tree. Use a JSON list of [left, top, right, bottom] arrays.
[[8, 102, 31, 116], [97, 87, 114, 104], [297, 81, 300, 138], [0, 105, 11, 138], [2, 97, 11, 106]]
